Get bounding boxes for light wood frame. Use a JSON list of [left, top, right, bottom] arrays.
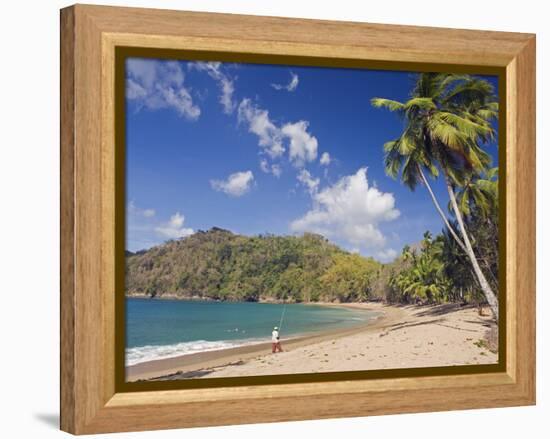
[[60, 4, 536, 434]]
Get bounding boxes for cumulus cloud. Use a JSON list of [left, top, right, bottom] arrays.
[[126, 58, 200, 120], [238, 99, 318, 168], [290, 168, 400, 250], [188, 61, 236, 114], [320, 152, 331, 166], [282, 121, 318, 167], [297, 169, 320, 195], [271, 72, 299, 92], [211, 170, 255, 197], [238, 99, 285, 158], [155, 212, 194, 239]]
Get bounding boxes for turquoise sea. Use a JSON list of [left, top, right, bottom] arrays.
[[126, 298, 379, 366]]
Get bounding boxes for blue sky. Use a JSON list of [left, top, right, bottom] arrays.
[[125, 58, 498, 262]]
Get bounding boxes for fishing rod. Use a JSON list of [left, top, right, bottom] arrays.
[[278, 299, 287, 332]]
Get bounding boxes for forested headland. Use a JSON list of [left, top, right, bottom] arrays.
[[126, 219, 497, 307], [126, 228, 380, 303]]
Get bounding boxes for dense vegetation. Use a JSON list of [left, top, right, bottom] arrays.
[[126, 228, 382, 303], [379, 167, 499, 307]]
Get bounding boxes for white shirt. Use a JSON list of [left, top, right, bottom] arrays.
[[272, 330, 279, 342]]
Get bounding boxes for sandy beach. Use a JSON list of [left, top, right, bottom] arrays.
[[126, 302, 497, 382]]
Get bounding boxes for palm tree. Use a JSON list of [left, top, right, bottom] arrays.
[[454, 167, 498, 218], [392, 233, 449, 304], [372, 73, 500, 319]]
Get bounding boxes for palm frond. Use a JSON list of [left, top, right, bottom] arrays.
[[486, 166, 499, 180], [427, 115, 469, 152], [434, 74, 469, 99], [401, 154, 420, 190], [370, 98, 406, 112], [442, 78, 495, 107], [413, 73, 446, 98], [404, 97, 437, 111], [438, 111, 493, 140]]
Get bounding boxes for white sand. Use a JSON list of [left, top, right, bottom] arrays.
[[203, 303, 497, 377]]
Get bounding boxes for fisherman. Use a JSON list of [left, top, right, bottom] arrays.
[[271, 326, 283, 353]]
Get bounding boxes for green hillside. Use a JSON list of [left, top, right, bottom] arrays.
[[126, 227, 382, 303]]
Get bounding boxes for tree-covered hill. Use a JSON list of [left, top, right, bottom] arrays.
[[126, 228, 382, 302]]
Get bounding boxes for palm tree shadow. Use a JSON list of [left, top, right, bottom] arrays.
[[464, 320, 494, 328], [383, 318, 445, 334], [34, 413, 59, 430], [390, 319, 443, 331], [412, 303, 472, 318]]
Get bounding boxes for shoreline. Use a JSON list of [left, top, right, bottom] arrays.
[[125, 294, 383, 305], [126, 302, 498, 381], [125, 302, 402, 382]]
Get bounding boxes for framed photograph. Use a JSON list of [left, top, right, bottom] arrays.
[[60, 4, 536, 434]]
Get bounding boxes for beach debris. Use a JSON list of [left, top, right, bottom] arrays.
[[473, 339, 490, 350]]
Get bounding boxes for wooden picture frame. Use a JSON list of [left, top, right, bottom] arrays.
[[60, 4, 536, 434]]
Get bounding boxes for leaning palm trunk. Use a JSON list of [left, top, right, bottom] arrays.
[[446, 180, 499, 320], [417, 165, 467, 253]]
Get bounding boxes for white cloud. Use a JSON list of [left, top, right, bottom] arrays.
[[282, 121, 318, 167], [189, 61, 236, 114], [297, 169, 320, 195], [271, 164, 282, 177], [155, 212, 194, 239], [126, 79, 147, 100], [211, 170, 255, 197], [238, 99, 285, 158], [271, 72, 299, 92], [128, 200, 156, 218], [260, 159, 270, 173], [376, 248, 398, 262], [260, 159, 283, 177], [290, 168, 400, 250], [126, 58, 200, 120], [238, 99, 318, 168], [320, 152, 331, 166]]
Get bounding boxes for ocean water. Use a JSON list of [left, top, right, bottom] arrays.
[[126, 298, 380, 366]]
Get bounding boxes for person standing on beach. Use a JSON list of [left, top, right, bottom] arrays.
[[272, 326, 283, 353]]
